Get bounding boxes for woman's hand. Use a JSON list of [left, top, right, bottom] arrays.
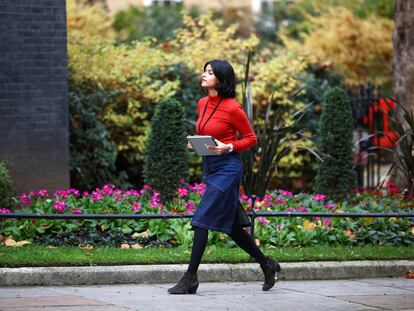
[[206, 139, 232, 155]]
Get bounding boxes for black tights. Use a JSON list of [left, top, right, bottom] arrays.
[[187, 222, 267, 274]]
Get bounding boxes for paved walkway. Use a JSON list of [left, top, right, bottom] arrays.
[[1, 278, 413, 311]]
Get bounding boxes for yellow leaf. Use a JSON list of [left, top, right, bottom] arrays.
[[85, 253, 94, 257], [303, 220, 316, 231], [4, 236, 16, 247], [137, 231, 148, 238], [15, 240, 31, 247], [4, 237, 30, 247], [79, 244, 94, 250], [362, 217, 373, 223]]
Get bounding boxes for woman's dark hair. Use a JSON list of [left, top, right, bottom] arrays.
[[204, 59, 236, 98]]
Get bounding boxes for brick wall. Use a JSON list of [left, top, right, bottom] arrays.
[[0, 0, 69, 195]]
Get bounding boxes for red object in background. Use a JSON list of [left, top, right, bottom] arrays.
[[362, 98, 398, 148]]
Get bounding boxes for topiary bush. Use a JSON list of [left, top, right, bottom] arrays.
[[0, 160, 15, 208], [143, 99, 188, 202], [314, 87, 356, 200]]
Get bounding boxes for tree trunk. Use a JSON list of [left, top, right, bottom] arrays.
[[392, 1, 414, 192], [393, 1, 414, 114]]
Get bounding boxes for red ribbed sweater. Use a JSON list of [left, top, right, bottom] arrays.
[[195, 95, 257, 152]]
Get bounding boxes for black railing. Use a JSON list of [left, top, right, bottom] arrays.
[[349, 84, 394, 190], [1, 211, 413, 242]]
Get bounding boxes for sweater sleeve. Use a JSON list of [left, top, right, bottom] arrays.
[[230, 104, 257, 152]]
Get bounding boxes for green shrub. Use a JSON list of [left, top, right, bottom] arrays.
[[0, 160, 15, 208], [314, 87, 356, 199], [69, 85, 130, 190], [143, 99, 188, 202]]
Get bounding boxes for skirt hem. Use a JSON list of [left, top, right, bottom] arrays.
[[191, 220, 232, 235]]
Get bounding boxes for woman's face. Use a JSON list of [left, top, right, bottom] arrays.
[[201, 64, 219, 89]]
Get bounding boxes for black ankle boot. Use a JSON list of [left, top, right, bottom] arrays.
[[260, 257, 281, 291], [168, 271, 199, 294]]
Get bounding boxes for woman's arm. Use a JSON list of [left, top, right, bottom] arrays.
[[230, 104, 257, 152]]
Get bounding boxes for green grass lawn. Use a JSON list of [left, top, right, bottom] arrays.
[[0, 245, 413, 268]]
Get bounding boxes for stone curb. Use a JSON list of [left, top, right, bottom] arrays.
[[0, 260, 413, 286]]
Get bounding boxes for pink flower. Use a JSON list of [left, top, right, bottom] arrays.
[[67, 189, 80, 197], [325, 204, 335, 210], [177, 187, 188, 197], [189, 183, 206, 195], [83, 191, 89, 197], [275, 197, 286, 206], [151, 192, 161, 208], [131, 202, 142, 211], [20, 193, 32, 206], [103, 184, 115, 196], [276, 224, 284, 230], [280, 189, 293, 197], [240, 195, 250, 202], [126, 189, 140, 197], [37, 189, 48, 198], [73, 208, 82, 214], [53, 201, 66, 213], [54, 190, 69, 199], [0, 208, 11, 213], [184, 202, 196, 213], [258, 217, 269, 225], [92, 190, 104, 201], [324, 218, 332, 227], [143, 184, 153, 191], [313, 194, 326, 201], [296, 206, 308, 212]]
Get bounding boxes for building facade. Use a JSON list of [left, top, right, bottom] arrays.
[[0, 0, 69, 194]]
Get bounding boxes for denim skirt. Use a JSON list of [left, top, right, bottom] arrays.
[[191, 152, 243, 234]]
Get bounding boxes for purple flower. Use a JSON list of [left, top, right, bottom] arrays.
[[177, 187, 188, 197], [280, 189, 293, 197], [0, 208, 11, 214], [313, 194, 326, 201], [72, 208, 82, 214], [53, 201, 66, 213], [131, 202, 142, 211], [325, 204, 335, 210], [324, 218, 332, 227], [20, 193, 32, 206]]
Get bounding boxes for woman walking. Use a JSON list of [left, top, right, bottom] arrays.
[[168, 59, 281, 295]]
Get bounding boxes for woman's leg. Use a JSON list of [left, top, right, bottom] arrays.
[[228, 222, 267, 265], [187, 226, 209, 274], [168, 226, 208, 294]]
